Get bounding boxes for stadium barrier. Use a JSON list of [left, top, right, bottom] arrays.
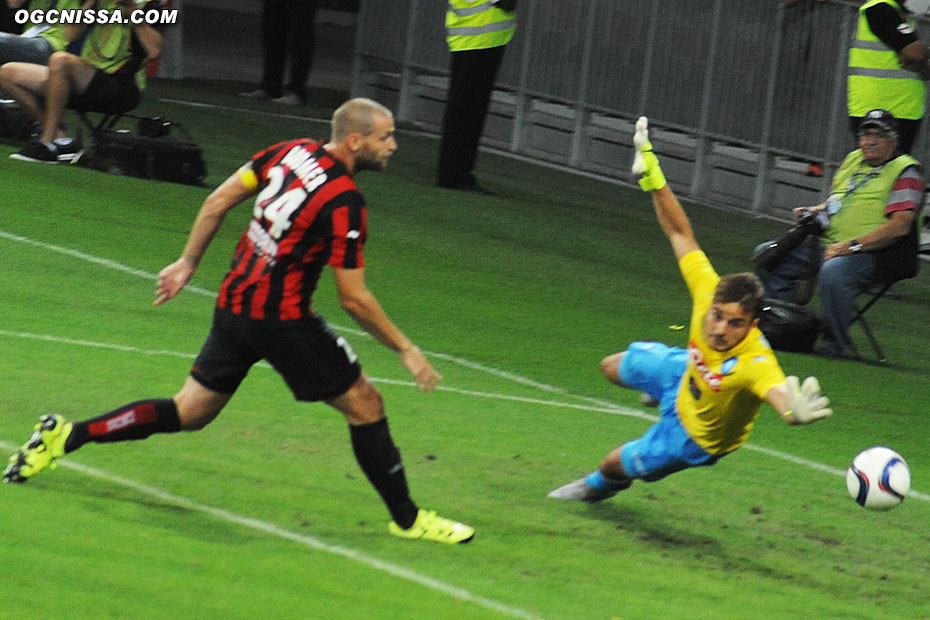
[[351, 0, 930, 223]]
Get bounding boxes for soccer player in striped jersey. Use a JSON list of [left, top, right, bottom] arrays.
[[4, 98, 474, 544], [548, 117, 833, 504]]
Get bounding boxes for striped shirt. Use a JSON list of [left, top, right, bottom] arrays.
[[885, 165, 924, 215], [218, 139, 366, 321]]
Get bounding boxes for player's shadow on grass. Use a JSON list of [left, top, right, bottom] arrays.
[[32, 474, 269, 544], [584, 501, 802, 583], [586, 502, 721, 550]]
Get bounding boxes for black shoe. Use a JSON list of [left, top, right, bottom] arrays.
[[814, 345, 849, 359], [10, 141, 60, 163], [53, 140, 80, 162], [438, 181, 493, 195]]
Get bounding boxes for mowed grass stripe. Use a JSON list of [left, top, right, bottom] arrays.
[[3, 328, 927, 504], [0, 437, 546, 620]]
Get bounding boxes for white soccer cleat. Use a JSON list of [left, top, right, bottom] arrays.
[[547, 476, 628, 503]]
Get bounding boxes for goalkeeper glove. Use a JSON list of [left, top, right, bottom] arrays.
[[784, 375, 832, 424], [631, 116, 667, 192]]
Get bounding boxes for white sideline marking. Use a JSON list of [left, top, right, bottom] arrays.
[[155, 97, 645, 198], [0, 329, 652, 419], [2, 225, 928, 502], [0, 440, 544, 620], [0, 226, 627, 415], [0, 228, 218, 300], [2, 329, 927, 503], [158, 98, 328, 125]]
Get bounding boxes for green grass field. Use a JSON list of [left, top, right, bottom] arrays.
[[1, 79, 929, 620]]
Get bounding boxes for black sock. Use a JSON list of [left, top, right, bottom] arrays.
[[349, 418, 419, 529], [65, 399, 181, 453]]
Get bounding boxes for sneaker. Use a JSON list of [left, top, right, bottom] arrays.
[[10, 141, 60, 163], [239, 88, 272, 100], [388, 509, 475, 544], [437, 180, 493, 195], [272, 92, 302, 106], [639, 392, 660, 408], [547, 475, 630, 503], [53, 139, 80, 163], [3, 414, 72, 483]]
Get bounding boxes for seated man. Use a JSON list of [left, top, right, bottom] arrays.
[[0, 0, 162, 162], [754, 109, 924, 358], [0, 0, 80, 68]]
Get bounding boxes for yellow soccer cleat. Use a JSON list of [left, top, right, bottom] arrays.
[[631, 116, 667, 192], [388, 509, 475, 544], [3, 414, 72, 483]]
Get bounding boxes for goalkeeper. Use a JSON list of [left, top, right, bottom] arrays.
[[549, 117, 832, 503]]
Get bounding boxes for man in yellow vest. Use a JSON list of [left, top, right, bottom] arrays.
[[437, 0, 516, 193], [848, 0, 930, 154], [754, 109, 924, 358], [1, 0, 162, 163]]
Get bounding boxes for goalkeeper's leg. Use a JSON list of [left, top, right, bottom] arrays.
[[631, 116, 667, 192]]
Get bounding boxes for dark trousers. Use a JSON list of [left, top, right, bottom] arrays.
[[849, 115, 921, 155], [437, 45, 507, 187], [260, 0, 318, 101]]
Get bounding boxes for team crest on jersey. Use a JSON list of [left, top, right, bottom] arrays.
[[720, 356, 738, 375], [688, 340, 723, 392]]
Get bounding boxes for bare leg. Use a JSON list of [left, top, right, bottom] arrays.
[[600, 351, 631, 387], [172, 375, 234, 430], [41, 52, 96, 142], [0, 62, 50, 123]]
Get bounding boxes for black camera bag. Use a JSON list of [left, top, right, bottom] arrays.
[[757, 298, 821, 353], [79, 115, 207, 186], [0, 99, 33, 140]]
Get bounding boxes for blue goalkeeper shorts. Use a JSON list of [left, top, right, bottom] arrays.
[[617, 341, 719, 481]]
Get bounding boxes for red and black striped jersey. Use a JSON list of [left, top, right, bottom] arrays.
[[218, 139, 367, 320]]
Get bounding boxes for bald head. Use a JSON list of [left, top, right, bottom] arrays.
[[331, 98, 394, 144]]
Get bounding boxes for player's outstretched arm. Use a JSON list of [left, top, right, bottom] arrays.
[[154, 172, 255, 306], [332, 267, 442, 393], [766, 376, 832, 425], [631, 116, 700, 261]]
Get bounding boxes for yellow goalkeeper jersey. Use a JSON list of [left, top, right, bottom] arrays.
[[675, 251, 786, 455]]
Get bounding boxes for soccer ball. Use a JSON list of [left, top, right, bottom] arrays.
[[846, 446, 911, 511]]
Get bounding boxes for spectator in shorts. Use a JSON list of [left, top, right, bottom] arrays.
[[0, 0, 162, 162], [0, 0, 80, 69]]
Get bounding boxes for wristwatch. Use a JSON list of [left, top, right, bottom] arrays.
[[848, 239, 864, 253]]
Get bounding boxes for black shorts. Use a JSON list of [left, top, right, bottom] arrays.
[[191, 307, 362, 402], [68, 68, 140, 115]]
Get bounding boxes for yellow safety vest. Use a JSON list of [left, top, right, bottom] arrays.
[[824, 149, 919, 243], [848, 0, 925, 119], [446, 1, 516, 52]]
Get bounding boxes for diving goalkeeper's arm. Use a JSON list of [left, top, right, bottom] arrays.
[[631, 116, 700, 261], [766, 376, 833, 425]]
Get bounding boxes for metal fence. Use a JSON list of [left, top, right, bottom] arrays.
[[352, 0, 930, 220]]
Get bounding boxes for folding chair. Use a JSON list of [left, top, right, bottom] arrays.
[[847, 281, 897, 363], [75, 111, 123, 141], [846, 230, 927, 363]]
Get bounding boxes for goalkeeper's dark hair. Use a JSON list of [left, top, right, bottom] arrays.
[[714, 273, 766, 319]]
